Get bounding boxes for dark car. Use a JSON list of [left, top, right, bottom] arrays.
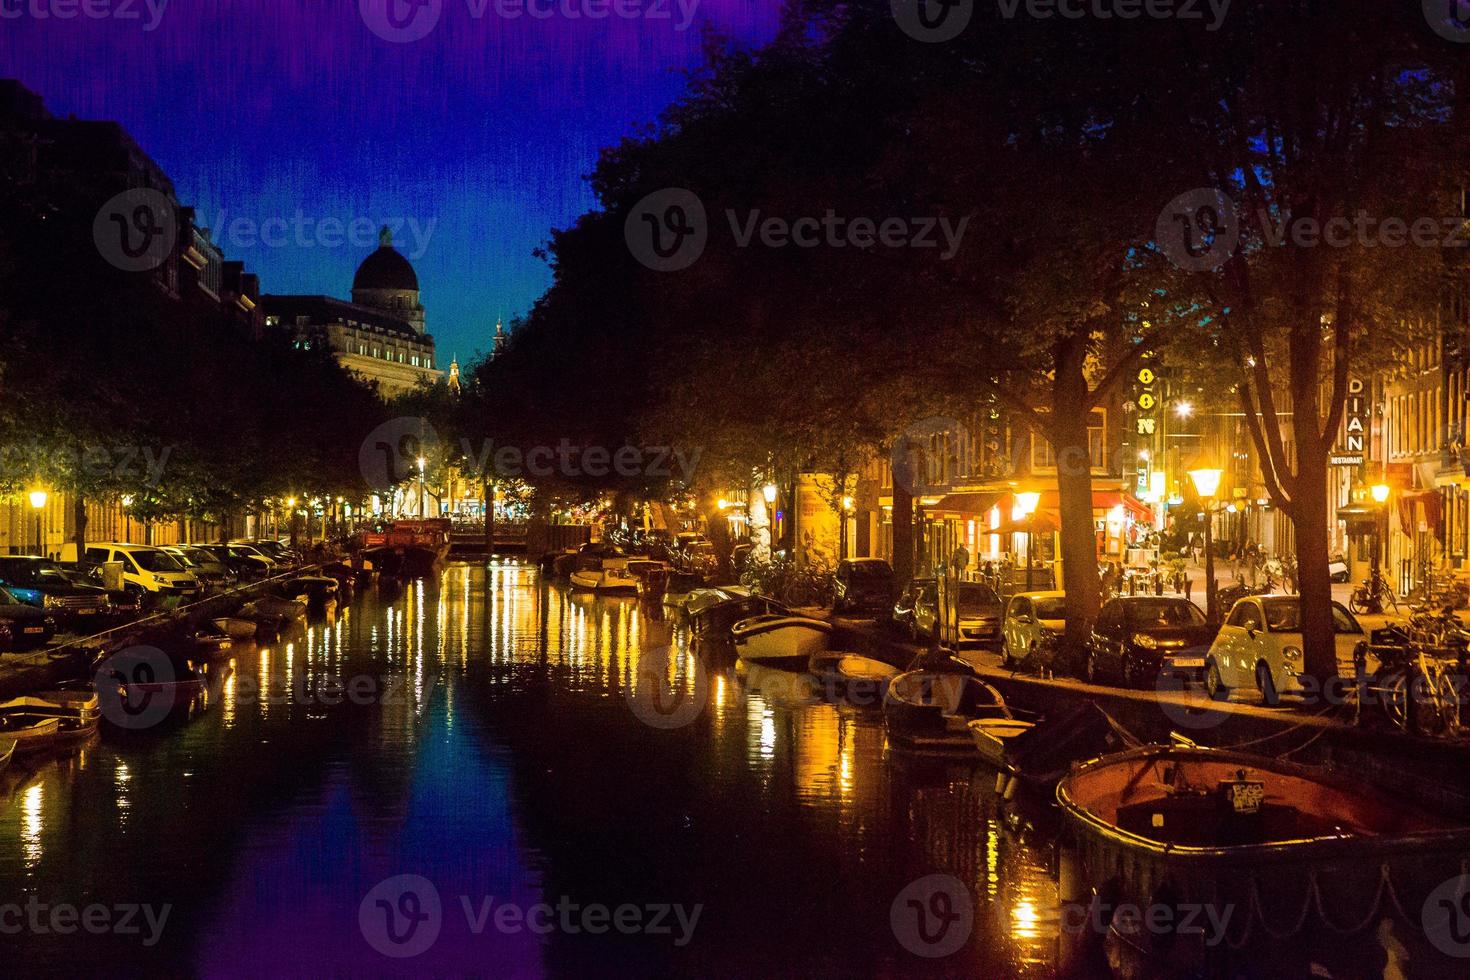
[[0, 585, 58, 651], [197, 544, 272, 581], [243, 539, 299, 566], [56, 567, 144, 621], [0, 556, 110, 629], [833, 558, 895, 616], [1086, 596, 1218, 688], [912, 580, 1004, 647], [168, 545, 238, 590], [892, 577, 936, 635]]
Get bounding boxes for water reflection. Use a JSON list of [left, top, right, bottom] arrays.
[[0, 560, 1061, 976]]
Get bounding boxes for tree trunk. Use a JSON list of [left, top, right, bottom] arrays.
[[1292, 437, 1337, 684], [1052, 354, 1102, 674], [72, 494, 88, 562], [892, 467, 913, 586]]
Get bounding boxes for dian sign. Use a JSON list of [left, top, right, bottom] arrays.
[[1334, 376, 1368, 466]]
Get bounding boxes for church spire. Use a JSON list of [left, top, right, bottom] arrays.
[[447, 353, 461, 394], [379, 225, 393, 248]]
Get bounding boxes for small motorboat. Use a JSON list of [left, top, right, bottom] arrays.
[[732, 615, 832, 669], [239, 595, 307, 627], [212, 616, 258, 641], [808, 652, 900, 706], [1057, 744, 1470, 961], [0, 692, 100, 753], [968, 717, 1037, 769], [690, 590, 790, 639], [189, 624, 235, 659], [279, 575, 339, 608], [1001, 702, 1120, 795], [93, 649, 207, 706], [660, 571, 706, 610], [883, 669, 1013, 753], [569, 565, 640, 594]]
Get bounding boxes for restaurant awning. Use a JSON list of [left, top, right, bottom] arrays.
[[926, 491, 1005, 517], [1037, 490, 1153, 522]]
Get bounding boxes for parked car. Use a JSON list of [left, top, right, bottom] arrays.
[[196, 544, 273, 581], [1205, 596, 1365, 705], [163, 546, 236, 590], [0, 556, 110, 629], [0, 585, 57, 650], [80, 544, 201, 600], [55, 567, 143, 621], [832, 558, 895, 616], [239, 539, 298, 566], [911, 581, 1004, 647], [1086, 596, 1217, 688], [226, 542, 280, 569], [1002, 591, 1067, 668]]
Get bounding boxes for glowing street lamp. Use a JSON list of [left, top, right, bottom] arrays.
[[1189, 465, 1224, 620], [762, 482, 778, 555], [1370, 483, 1390, 601], [28, 488, 47, 557], [1175, 401, 1194, 420], [1015, 491, 1042, 589]]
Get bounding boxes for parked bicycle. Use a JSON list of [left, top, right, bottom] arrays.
[[1349, 571, 1399, 616]]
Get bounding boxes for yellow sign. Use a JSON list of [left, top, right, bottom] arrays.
[[1137, 392, 1156, 411], [1137, 367, 1156, 385]]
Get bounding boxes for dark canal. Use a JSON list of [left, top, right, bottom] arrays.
[[0, 561, 1433, 977]]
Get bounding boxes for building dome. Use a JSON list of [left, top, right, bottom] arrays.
[[353, 228, 419, 292]]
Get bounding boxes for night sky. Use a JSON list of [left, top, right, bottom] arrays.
[[0, 0, 778, 362]]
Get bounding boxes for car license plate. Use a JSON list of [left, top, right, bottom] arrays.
[[77, 607, 96, 614], [23, 626, 44, 634], [1170, 657, 1205, 668]]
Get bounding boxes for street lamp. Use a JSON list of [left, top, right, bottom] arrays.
[[762, 482, 778, 556], [417, 456, 427, 519], [840, 494, 854, 561], [1016, 491, 1041, 591], [1189, 465, 1223, 620], [1370, 483, 1390, 601], [121, 494, 134, 542], [28, 489, 47, 557]]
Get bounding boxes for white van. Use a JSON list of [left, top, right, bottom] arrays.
[[77, 543, 201, 598]]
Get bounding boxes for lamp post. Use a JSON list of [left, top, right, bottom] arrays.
[[121, 494, 134, 543], [417, 456, 427, 519], [1189, 466, 1223, 621], [28, 489, 47, 557], [1371, 482, 1390, 602], [840, 494, 854, 561], [762, 482, 778, 558], [1016, 491, 1041, 591]]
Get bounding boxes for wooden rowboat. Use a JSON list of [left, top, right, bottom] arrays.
[[808, 652, 899, 705], [0, 738, 13, 775], [1057, 744, 1470, 961]]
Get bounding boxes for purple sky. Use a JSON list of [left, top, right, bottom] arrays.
[[0, 0, 780, 361]]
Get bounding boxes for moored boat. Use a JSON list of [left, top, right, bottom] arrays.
[[967, 717, 1036, 769], [569, 565, 640, 594], [1057, 744, 1470, 961], [0, 738, 13, 774], [0, 692, 100, 753], [1001, 702, 1119, 795], [731, 614, 832, 669], [807, 652, 899, 705], [883, 669, 1012, 753], [212, 616, 259, 641]]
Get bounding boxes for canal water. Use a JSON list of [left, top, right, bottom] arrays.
[[0, 561, 1426, 977]]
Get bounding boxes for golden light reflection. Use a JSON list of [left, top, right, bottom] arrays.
[[21, 783, 43, 866]]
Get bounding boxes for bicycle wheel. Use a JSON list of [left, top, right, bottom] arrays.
[[1429, 668, 1463, 737], [1349, 594, 1371, 616]]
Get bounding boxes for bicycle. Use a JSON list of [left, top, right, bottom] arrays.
[[1365, 633, 1464, 737], [1350, 572, 1399, 616]]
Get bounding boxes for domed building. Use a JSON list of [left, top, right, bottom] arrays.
[[263, 228, 441, 397]]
